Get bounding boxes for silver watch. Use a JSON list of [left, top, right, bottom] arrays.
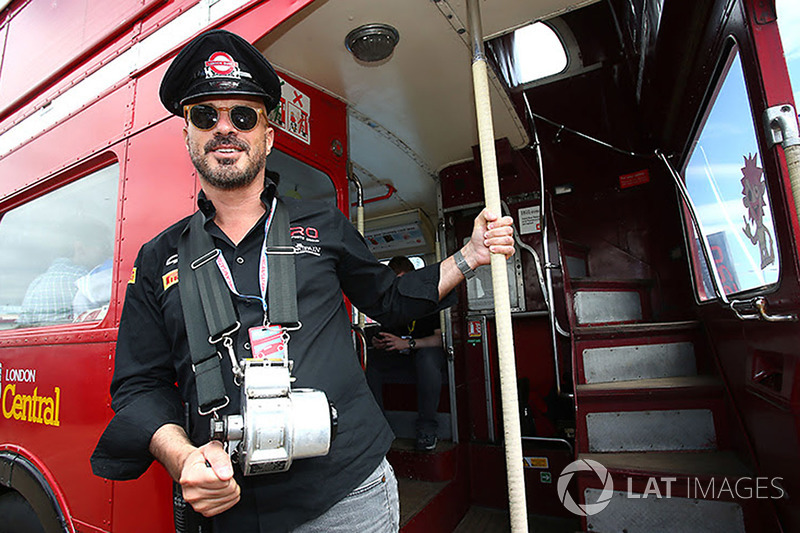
[[454, 249, 476, 280]]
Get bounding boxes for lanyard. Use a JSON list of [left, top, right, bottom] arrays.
[[213, 197, 277, 324]]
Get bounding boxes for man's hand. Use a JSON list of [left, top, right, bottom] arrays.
[[437, 208, 515, 299], [179, 441, 241, 517], [462, 208, 515, 269], [150, 424, 240, 517], [373, 332, 409, 352]]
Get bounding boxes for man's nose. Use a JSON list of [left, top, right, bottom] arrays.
[[213, 110, 236, 133]]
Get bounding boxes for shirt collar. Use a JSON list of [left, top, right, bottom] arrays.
[[197, 178, 278, 224]]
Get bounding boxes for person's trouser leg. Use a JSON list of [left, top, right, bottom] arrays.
[[293, 457, 399, 532], [414, 347, 444, 437]]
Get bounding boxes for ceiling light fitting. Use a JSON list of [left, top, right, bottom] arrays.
[[345, 23, 400, 62]]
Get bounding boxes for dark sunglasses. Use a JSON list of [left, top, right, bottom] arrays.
[[183, 103, 266, 132]]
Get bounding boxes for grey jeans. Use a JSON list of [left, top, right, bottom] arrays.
[[293, 457, 400, 532]]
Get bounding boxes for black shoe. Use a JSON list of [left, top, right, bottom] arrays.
[[415, 434, 437, 451]]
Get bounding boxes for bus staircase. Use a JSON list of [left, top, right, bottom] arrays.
[[563, 273, 782, 532], [378, 370, 471, 532]]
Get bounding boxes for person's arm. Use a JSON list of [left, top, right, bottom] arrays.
[[150, 424, 240, 517], [91, 246, 185, 480], [376, 328, 443, 352], [439, 208, 514, 299]]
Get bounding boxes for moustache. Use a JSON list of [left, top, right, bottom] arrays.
[[205, 135, 249, 154]]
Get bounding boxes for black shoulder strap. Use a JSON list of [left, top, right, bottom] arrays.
[[267, 199, 299, 326], [177, 199, 299, 415], [178, 212, 236, 415]]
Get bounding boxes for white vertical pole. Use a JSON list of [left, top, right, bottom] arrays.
[[466, 1, 528, 531]]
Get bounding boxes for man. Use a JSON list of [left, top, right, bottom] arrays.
[[367, 256, 447, 452], [91, 29, 514, 532]]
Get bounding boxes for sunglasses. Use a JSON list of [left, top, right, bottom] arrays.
[[183, 103, 266, 132]]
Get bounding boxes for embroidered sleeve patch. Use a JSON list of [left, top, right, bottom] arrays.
[[162, 269, 178, 291]]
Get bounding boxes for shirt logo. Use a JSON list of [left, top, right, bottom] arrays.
[[128, 267, 137, 284], [162, 269, 178, 291], [205, 52, 241, 79]]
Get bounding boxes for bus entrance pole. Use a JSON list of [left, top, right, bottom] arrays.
[[465, 1, 528, 531]]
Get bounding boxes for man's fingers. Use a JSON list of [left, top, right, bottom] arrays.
[[186, 480, 241, 517], [201, 441, 234, 480]]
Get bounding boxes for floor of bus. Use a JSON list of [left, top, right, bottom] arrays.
[[394, 437, 580, 532]]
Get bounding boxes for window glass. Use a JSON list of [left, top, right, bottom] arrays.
[[0, 163, 118, 329], [269, 148, 336, 204], [776, 0, 800, 105], [683, 48, 779, 301], [486, 22, 568, 88]]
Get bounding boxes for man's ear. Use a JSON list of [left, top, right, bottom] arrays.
[[182, 125, 189, 149], [265, 126, 275, 154]]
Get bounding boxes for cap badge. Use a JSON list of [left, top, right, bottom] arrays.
[[205, 51, 242, 79]]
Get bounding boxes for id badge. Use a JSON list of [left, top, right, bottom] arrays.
[[248, 325, 287, 362]]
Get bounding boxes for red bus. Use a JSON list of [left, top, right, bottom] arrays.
[[1, 0, 799, 531]]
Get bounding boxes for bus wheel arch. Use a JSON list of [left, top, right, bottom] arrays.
[[0, 451, 69, 533]]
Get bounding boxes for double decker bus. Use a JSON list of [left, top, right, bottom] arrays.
[[1, 0, 799, 531]]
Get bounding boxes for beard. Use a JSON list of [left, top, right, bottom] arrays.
[[189, 133, 266, 190]]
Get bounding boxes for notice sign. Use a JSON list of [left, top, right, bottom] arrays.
[[619, 169, 650, 189], [518, 206, 541, 235], [269, 77, 311, 145]]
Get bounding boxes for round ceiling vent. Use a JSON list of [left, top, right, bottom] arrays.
[[345, 23, 400, 62]]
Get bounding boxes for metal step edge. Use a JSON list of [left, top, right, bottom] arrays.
[[583, 488, 746, 533], [573, 320, 700, 340], [574, 290, 643, 325], [577, 451, 753, 478], [580, 341, 697, 384], [577, 375, 722, 395], [585, 409, 717, 452]]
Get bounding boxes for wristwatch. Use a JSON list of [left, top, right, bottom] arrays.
[[454, 249, 476, 280], [408, 338, 416, 350]]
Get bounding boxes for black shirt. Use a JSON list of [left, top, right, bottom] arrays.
[[91, 184, 447, 532]]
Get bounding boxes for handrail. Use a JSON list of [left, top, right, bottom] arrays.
[[656, 150, 731, 304]]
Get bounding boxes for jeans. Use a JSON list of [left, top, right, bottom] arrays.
[[366, 347, 445, 437], [293, 457, 399, 532]]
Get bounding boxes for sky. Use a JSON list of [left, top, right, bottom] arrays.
[[777, 0, 800, 104]]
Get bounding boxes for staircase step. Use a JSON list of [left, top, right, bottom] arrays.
[[388, 438, 457, 482], [577, 451, 754, 533], [398, 477, 449, 528], [585, 408, 717, 452], [580, 341, 697, 384], [578, 375, 722, 397], [584, 488, 746, 533], [573, 320, 700, 340], [573, 289, 643, 325], [579, 450, 752, 478]]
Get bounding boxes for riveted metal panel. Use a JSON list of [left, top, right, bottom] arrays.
[[574, 291, 642, 324], [586, 410, 716, 452], [583, 342, 696, 383], [586, 489, 745, 533]]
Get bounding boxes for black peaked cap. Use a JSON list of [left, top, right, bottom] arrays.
[[159, 29, 281, 116]]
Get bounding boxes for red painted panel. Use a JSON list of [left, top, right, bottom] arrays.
[[0, 341, 115, 530], [0, 81, 135, 199], [112, 464, 174, 533], [118, 118, 198, 314], [0, 0, 159, 115]]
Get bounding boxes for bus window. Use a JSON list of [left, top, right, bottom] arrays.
[[682, 45, 780, 301], [269, 148, 336, 204], [776, 0, 800, 101], [0, 163, 118, 328]]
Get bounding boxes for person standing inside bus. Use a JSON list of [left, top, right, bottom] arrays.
[[367, 256, 448, 452], [90, 29, 514, 532]]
